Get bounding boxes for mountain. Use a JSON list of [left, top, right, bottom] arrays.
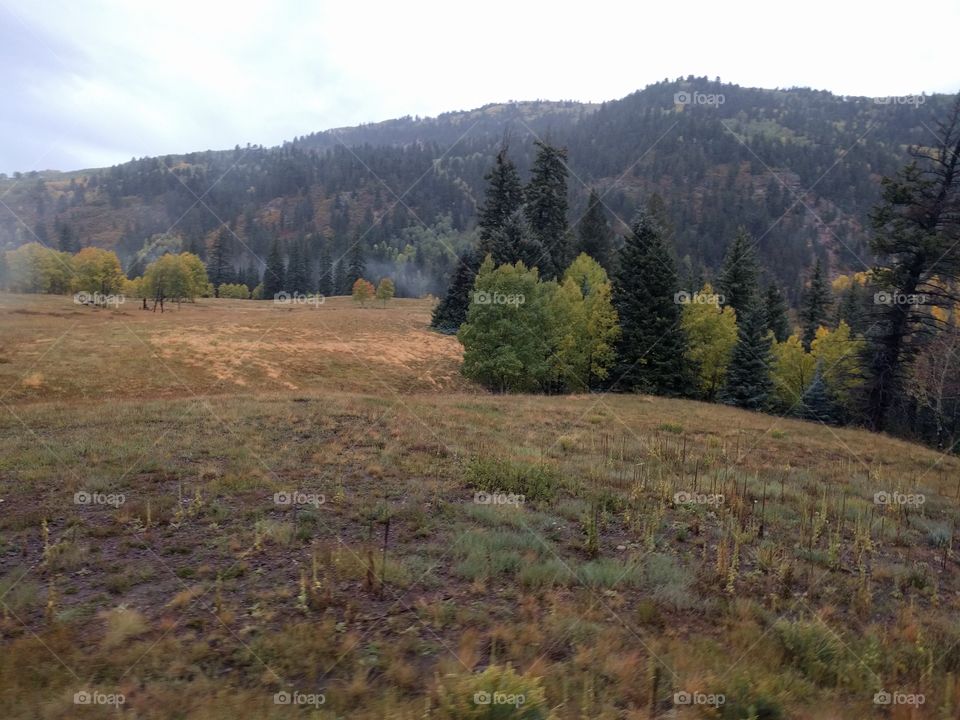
[[0, 77, 953, 299]]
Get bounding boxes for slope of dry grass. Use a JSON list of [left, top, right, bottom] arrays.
[[1, 292, 958, 718]]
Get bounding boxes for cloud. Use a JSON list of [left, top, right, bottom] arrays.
[[1, 0, 957, 173]]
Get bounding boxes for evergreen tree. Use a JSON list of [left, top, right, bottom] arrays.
[[206, 228, 233, 297], [799, 361, 838, 424], [575, 188, 615, 272], [333, 259, 347, 296], [431, 250, 481, 333], [763, 283, 791, 341], [612, 210, 689, 395], [0, 250, 8, 290], [317, 244, 333, 296], [525, 140, 570, 279], [57, 223, 79, 253], [799, 259, 832, 349], [477, 147, 524, 265], [722, 295, 774, 410], [865, 98, 960, 431], [835, 281, 867, 336], [286, 240, 310, 294], [263, 238, 286, 299], [346, 239, 366, 289], [717, 227, 759, 318]]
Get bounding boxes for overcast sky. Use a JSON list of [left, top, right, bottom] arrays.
[[2, 0, 958, 174]]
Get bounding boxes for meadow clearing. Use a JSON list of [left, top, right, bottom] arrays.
[[1, 293, 959, 718]]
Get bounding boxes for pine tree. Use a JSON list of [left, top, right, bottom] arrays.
[[525, 140, 570, 279], [477, 147, 524, 265], [799, 259, 831, 349], [576, 188, 614, 272], [835, 282, 866, 336], [431, 250, 481, 333], [612, 210, 689, 395], [317, 244, 333, 296], [763, 284, 791, 341], [722, 295, 774, 410], [717, 227, 759, 318], [263, 238, 286, 300], [207, 228, 233, 297], [333, 259, 347, 296], [346, 240, 366, 289]]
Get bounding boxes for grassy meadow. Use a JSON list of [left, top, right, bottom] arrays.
[[1, 293, 959, 718]]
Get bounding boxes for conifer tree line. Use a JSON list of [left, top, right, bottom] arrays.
[[440, 100, 960, 451]]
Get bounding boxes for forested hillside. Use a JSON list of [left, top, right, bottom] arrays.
[[0, 77, 951, 300]]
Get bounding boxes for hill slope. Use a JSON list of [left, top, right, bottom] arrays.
[[1, 293, 958, 718], [0, 78, 954, 299]]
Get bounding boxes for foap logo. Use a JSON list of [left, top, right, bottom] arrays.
[[874, 490, 925, 507], [674, 90, 724, 107], [673, 691, 725, 707], [474, 491, 525, 507], [472, 290, 525, 307], [74, 490, 126, 508], [874, 94, 926, 107], [674, 491, 724, 506], [674, 290, 724, 306], [874, 690, 924, 706], [74, 291, 125, 307], [274, 490, 325, 508], [273, 291, 325, 307], [74, 690, 125, 707], [473, 690, 526, 708], [273, 690, 326, 707], [874, 291, 927, 306]]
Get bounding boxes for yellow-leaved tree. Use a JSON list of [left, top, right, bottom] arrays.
[[680, 283, 737, 400]]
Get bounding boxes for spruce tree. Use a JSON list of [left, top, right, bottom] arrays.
[[207, 228, 233, 297], [576, 188, 615, 272], [763, 283, 791, 341], [431, 250, 481, 333], [717, 227, 759, 318], [722, 294, 774, 410], [525, 140, 570, 279], [346, 240, 366, 289], [286, 240, 310, 294], [800, 259, 832, 349], [612, 210, 689, 395], [477, 147, 524, 265], [836, 282, 866, 336], [57, 223, 79, 253], [333, 259, 347, 296], [799, 361, 838, 424], [263, 238, 286, 300], [318, 244, 333, 296]]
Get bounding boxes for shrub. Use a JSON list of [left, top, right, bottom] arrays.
[[217, 282, 250, 299], [465, 457, 561, 502], [435, 664, 549, 719]]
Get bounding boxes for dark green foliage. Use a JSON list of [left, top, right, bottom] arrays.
[[477, 147, 524, 265], [525, 140, 570, 279], [431, 250, 481, 333], [798, 362, 837, 424], [764, 284, 791, 341], [835, 281, 868, 336], [722, 295, 774, 410], [575, 188, 615, 272], [286, 240, 310, 294], [465, 456, 560, 502], [57, 223, 79, 253], [317, 244, 333, 296], [333, 259, 347, 296], [865, 99, 960, 430], [717, 227, 759, 319], [206, 228, 234, 296], [612, 210, 689, 395], [346, 239, 366, 289], [799, 259, 832, 349], [262, 238, 286, 300], [0, 251, 7, 290]]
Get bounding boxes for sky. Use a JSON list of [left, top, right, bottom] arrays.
[[2, 0, 958, 174]]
